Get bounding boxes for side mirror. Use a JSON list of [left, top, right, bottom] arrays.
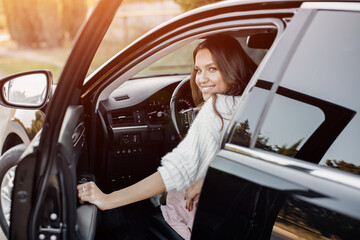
[[0, 70, 52, 109]]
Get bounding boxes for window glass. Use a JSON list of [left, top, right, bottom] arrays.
[[280, 11, 360, 110], [228, 82, 271, 148], [238, 37, 268, 66], [135, 41, 198, 77], [134, 36, 268, 78], [256, 10, 360, 240], [256, 92, 324, 156], [320, 120, 360, 174], [255, 11, 360, 172]]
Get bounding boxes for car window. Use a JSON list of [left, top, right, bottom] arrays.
[[227, 10, 360, 240], [255, 89, 325, 157], [257, 10, 360, 240], [134, 36, 267, 78], [255, 84, 354, 163], [134, 41, 198, 77], [258, 10, 360, 173], [228, 81, 272, 148]]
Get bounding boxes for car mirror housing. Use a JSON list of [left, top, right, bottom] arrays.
[[0, 70, 53, 109]]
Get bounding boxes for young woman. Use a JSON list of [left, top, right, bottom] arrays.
[[77, 34, 257, 239]]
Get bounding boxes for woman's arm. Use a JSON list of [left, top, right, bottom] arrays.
[[158, 97, 224, 191], [77, 171, 166, 210]]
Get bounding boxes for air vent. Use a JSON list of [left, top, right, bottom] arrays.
[[114, 95, 129, 101], [111, 111, 134, 125]]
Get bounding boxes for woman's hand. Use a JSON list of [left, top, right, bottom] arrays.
[[76, 172, 166, 210], [77, 181, 109, 210], [185, 178, 204, 212]]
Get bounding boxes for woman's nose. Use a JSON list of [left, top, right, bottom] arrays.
[[198, 72, 208, 83]]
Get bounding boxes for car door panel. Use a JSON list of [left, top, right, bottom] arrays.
[[10, 105, 96, 240], [193, 148, 360, 239], [10, 148, 37, 239], [56, 105, 97, 240]]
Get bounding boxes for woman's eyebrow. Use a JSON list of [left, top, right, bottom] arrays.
[[195, 63, 215, 68], [205, 63, 215, 67]]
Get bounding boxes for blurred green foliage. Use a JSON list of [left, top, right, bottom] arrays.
[[2, 0, 87, 48]]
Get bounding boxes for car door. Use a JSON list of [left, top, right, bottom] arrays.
[[9, 0, 123, 239], [192, 3, 360, 239]]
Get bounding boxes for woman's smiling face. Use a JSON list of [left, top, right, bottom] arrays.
[[194, 48, 228, 101]]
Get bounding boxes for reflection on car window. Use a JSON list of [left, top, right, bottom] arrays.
[[267, 10, 360, 240], [253, 89, 360, 240], [272, 195, 360, 240], [224, 10, 360, 240], [256, 92, 325, 157], [320, 118, 360, 175], [255, 85, 355, 164], [230, 81, 357, 167], [271, 11, 360, 174], [228, 84, 271, 148]]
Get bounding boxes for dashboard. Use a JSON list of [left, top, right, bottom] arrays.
[[97, 75, 194, 191]]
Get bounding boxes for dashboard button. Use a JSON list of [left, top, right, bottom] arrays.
[[132, 134, 139, 144]]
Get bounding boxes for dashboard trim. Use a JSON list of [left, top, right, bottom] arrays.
[[112, 125, 148, 131]]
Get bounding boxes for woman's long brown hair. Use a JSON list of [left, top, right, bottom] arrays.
[[190, 34, 257, 129]]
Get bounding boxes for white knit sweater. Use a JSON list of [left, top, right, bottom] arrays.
[[158, 94, 240, 191]]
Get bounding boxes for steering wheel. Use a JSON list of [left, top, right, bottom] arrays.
[[170, 76, 197, 139]]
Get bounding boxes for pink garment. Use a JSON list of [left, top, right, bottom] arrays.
[[160, 189, 196, 240]]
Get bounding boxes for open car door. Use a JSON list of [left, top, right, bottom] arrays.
[[8, 0, 123, 239]]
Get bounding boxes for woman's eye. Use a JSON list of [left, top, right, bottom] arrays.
[[209, 67, 217, 72], [195, 69, 201, 74]]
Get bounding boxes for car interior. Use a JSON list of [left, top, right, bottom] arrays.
[[70, 27, 277, 239]]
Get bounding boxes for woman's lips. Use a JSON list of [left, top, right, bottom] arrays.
[[201, 86, 214, 93]]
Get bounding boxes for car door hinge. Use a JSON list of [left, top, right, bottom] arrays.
[[38, 223, 63, 240]]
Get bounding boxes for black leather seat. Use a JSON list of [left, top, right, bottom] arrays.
[[77, 204, 97, 239], [147, 209, 184, 240]]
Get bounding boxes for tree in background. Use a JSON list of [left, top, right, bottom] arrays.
[[174, 0, 223, 11], [2, 0, 87, 48], [274, 139, 303, 158], [60, 0, 87, 39], [326, 159, 360, 175]]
